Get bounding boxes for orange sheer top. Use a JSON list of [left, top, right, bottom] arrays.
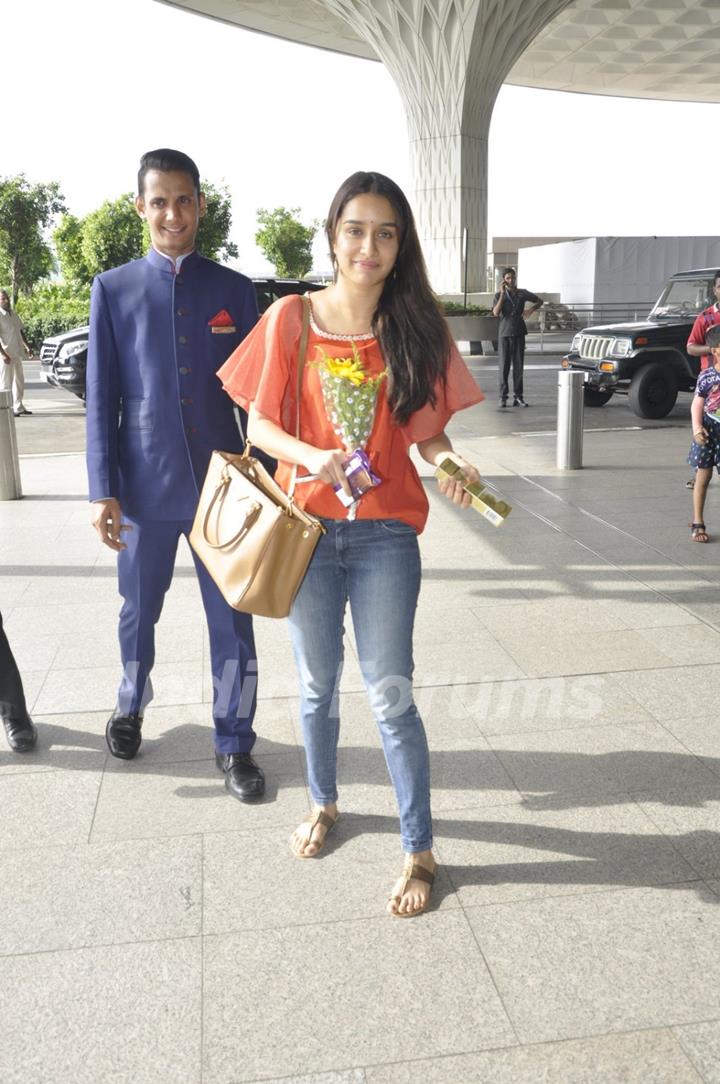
[[217, 294, 484, 533]]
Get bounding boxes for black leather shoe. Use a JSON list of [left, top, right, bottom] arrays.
[[106, 710, 142, 759], [513, 397, 530, 407], [2, 716, 38, 752], [215, 752, 265, 802], [499, 397, 508, 409]]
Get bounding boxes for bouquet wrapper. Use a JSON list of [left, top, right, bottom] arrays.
[[435, 458, 512, 527]]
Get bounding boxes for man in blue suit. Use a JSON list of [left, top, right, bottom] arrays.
[[86, 148, 264, 802]]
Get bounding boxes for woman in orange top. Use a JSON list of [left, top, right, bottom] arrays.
[[219, 171, 483, 917]]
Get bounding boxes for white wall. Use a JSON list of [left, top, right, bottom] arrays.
[[518, 238, 596, 304], [518, 236, 720, 307], [593, 237, 720, 305]]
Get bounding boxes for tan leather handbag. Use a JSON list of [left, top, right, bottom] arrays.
[[189, 296, 325, 618]]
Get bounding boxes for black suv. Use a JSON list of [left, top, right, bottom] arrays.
[[39, 277, 323, 401], [561, 267, 717, 419]]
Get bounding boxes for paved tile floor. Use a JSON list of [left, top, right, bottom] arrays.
[[2, 385, 720, 1082]]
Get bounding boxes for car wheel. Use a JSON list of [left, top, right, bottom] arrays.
[[583, 387, 614, 407], [628, 362, 678, 419]]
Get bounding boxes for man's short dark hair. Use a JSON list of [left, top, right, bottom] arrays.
[[138, 149, 201, 197], [502, 266, 516, 277], [713, 270, 720, 287]]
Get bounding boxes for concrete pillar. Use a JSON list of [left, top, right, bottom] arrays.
[[0, 390, 22, 499], [322, 0, 574, 292]]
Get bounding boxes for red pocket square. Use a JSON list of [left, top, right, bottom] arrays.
[[208, 309, 235, 327]]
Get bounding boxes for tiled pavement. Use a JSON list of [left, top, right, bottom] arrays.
[[2, 388, 720, 1082]]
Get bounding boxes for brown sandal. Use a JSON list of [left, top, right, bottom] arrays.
[[291, 809, 339, 858], [690, 522, 709, 543], [388, 856, 437, 918]]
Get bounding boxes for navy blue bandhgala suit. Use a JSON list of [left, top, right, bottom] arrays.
[[86, 248, 260, 753]]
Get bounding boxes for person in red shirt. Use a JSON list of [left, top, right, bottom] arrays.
[[219, 171, 484, 918], [687, 271, 720, 372]]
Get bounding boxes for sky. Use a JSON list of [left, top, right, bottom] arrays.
[[4, 0, 720, 276]]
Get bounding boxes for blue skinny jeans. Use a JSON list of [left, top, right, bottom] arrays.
[[287, 518, 432, 853]]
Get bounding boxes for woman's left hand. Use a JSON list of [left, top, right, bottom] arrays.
[[436, 452, 481, 510]]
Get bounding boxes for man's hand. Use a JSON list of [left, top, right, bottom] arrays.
[[91, 498, 132, 551]]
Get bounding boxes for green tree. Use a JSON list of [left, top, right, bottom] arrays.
[[197, 181, 238, 262], [0, 232, 55, 296], [255, 207, 318, 278], [81, 193, 144, 279], [16, 281, 91, 351], [54, 213, 92, 286], [0, 174, 66, 303], [54, 196, 143, 287]]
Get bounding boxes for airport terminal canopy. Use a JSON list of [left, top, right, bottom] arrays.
[[158, 0, 720, 290]]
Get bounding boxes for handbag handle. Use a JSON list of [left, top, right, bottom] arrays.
[[239, 293, 310, 501], [201, 470, 262, 550], [286, 294, 311, 502]]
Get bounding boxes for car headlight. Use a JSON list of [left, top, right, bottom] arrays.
[[609, 337, 632, 358], [570, 332, 582, 353], [58, 340, 87, 360]]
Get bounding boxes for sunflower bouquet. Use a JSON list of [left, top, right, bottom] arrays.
[[313, 343, 386, 505]]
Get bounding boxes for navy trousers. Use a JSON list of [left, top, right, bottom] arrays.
[[0, 610, 28, 723], [498, 335, 526, 401], [116, 517, 257, 754]]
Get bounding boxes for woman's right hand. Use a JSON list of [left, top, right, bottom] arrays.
[[304, 447, 353, 496]]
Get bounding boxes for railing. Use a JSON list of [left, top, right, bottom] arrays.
[[538, 300, 655, 331], [469, 300, 658, 356], [528, 300, 656, 356]]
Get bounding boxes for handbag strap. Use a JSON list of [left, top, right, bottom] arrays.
[[202, 472, 262, 549], [287, 294, 311, 501]]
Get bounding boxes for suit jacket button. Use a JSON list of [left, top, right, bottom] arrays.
[[176, 276, 184, 285], [179, 366, 190, 375], [178, 335, 188, 345], [181, 397, 193, 406], [177, 307, 187, 316]]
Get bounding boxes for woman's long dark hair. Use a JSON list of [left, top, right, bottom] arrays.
[[325, 171, 452, 426]]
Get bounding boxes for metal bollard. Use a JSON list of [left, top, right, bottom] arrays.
[[0, 389, 22, 499], [556, 371, 584, 470]]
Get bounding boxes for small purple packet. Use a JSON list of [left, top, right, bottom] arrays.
[[334, 449, 381, 507]]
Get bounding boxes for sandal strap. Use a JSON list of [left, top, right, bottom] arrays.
[[402, 861, 436, 886], [691, 522, 706, 529], [300, 809, 337, 838], [389, 860, 437, 906], [408, 863, 435, 886]]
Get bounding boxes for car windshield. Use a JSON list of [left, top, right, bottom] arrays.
[[650, 278, 714, 318]]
